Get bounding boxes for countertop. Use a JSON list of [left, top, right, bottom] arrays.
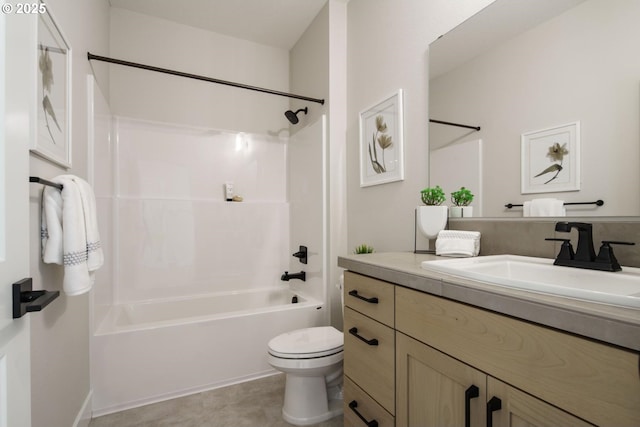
[[338, 252, 640, 352]]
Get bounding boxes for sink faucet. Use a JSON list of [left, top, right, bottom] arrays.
[[554, 222, 596, 262], [547, 222, 634, 272], [281, 271, 306, 282]]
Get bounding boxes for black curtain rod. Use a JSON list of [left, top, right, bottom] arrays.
[[29, 176, 63, 190], [429, 119, 481, 131], [87, 52, 325, 105], [505, 200, 604, 209]]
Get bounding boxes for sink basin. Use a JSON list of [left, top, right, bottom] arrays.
[[421, 255, 640, 308]]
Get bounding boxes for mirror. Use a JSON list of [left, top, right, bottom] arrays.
[[428, 0, 640, 218]]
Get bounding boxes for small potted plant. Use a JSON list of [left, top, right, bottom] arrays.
[[416, 185, 448, 242], [354, 244, 374, 254], [420, 185, 446, 206], [450, 187, 474, 218]]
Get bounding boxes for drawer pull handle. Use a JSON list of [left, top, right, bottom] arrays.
[[348, 327, 379, 346], [486, 396, 502, 427], [465, 385, 479, 427], [348, 290, 379, 304], [348, 400, 378, 427]]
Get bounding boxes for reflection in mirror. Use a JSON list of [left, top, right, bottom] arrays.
[[428, 0, 640, 218]]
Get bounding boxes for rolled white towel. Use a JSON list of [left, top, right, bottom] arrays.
[[435, 230, 481, 257]]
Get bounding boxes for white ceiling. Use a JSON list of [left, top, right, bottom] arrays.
[[109, 0, 329, 50]]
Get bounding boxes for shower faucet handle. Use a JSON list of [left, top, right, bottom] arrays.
[[292, 245, 307, 264]]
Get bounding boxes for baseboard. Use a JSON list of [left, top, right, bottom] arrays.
[[73, 389, 93, 427]]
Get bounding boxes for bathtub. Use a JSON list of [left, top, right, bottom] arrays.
[[91, 288, 325, 416]]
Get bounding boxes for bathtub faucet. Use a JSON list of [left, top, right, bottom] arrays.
[[281, 271, 306, 282]]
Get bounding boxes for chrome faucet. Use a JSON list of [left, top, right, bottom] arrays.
[[280, 271, 306, 282], [546, 222, 634, 272]]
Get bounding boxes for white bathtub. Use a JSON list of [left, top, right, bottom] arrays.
[[92, 288, 325, 416]]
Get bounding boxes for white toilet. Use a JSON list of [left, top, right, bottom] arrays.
[[267, 326, 344, 425]]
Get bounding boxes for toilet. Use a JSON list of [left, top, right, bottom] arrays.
[[267, 326, 344, 425]]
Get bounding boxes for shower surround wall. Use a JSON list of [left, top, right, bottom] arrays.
[[101, 117, 290, 307]]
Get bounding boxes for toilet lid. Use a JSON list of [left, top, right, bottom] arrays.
[[268, 326, 343, 358]]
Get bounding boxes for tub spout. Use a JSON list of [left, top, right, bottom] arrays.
[[280, 271, 306, 282]]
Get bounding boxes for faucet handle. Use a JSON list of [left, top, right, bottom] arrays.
[[545, 238, 574, 261], [595, 241, 634, 271]]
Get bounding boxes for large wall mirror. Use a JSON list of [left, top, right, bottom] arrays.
[[428, 0, 640, 218]]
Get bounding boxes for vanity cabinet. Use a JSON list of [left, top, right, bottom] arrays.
[[343, 271, 395, 426], [396, 333, 593, 427], [395, 285, 640, 427]]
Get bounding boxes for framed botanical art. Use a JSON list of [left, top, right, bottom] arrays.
[[32, 2, 72, 168], [521, 121, 580, 194], [359, 89, 404, 187]]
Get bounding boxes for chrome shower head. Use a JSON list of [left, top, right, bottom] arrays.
[[284, 107, 308, 125]]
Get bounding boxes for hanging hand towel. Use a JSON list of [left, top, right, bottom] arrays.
[[523, 198, 566, 217], [435, 230, 481, 257], [41, 175, 104, 296]]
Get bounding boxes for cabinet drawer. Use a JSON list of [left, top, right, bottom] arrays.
[[396, 286, 640, 427], [344, 271, 394, 327], [344, 376, 394, 427], [344, 306, 395, 413]]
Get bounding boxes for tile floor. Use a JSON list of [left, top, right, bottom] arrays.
[[89, 374, 344, 427]]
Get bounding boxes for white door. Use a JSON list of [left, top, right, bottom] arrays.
[[0, 2, 33, 426]]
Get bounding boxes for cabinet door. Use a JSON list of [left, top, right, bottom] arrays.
[[486, 377, 595, 427], [397, 333, 486, 427]]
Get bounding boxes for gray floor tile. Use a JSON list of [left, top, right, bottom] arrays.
[[90, 374, 344, 427]]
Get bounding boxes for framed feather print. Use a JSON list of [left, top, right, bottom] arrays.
[[521, 121, 580, 194], [32, 1, 72, 168]]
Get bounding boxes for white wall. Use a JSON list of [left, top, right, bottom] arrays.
[[430, 0, 640, 217], [109, 7, 291, 134], [27, 0, 110, 426], [346, 0, 494, 251]]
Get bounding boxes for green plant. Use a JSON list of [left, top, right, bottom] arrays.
[[420, 185, 446, 206], [451, 187, 474, 206], [354, 244, 374, 254]]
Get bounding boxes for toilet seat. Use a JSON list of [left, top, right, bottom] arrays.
[[268, 326, 343, 359]]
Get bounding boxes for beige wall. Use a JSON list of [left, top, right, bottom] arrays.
[[28, 0, 110, 426], [345, 0, 494, 252], [109, 7, 290, 134], [290, 0, 348, 330]]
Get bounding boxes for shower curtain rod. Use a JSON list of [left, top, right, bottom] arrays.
[[87, 52, 325, 105], [429, 119, 481, 131]]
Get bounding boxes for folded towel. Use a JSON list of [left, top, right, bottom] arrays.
[[41, 175, 104, 296], [523, 198, 566, 217], [436, 230, 481, 257]]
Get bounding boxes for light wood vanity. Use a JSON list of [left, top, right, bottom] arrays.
[[339, 253, 640, 427]]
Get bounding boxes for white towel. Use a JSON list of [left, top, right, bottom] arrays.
[[435, 230, 481, 257], [41, 175, 104, 296], [523, 198, 566, 217]]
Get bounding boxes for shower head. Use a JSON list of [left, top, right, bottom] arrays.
[[284, 107, 308, 125]]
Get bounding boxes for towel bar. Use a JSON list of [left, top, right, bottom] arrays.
[[505, 200, 604, 209], [29, 176, 63, 190], [12, 278, 59, 318]]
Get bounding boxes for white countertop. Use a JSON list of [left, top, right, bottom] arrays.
[[338, 252, 640, 352]]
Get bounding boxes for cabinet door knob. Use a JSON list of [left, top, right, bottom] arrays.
[[348, 290, 379, 304], [348, 400, 378, 427], [486, 396, 502, 427], [348, 327, 379, 346], [465, 385, 480, 427]]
